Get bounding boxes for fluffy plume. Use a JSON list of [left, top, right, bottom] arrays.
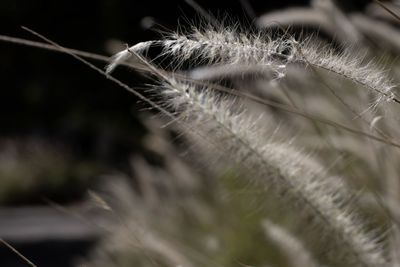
[[108, 27, 397, 107], [105, 41, 155, 73], [145, 72, 387, 266], [105, 49, 132, 74]]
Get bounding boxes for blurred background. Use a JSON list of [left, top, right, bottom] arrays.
[[0, 0, 389, 267]]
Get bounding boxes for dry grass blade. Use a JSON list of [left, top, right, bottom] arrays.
[[374, 0, 400, 22], [0, 238, 37, 267]]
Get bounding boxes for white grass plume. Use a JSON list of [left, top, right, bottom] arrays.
[[295, 40, 396, 106], [143, 71, 387, 266], [108, 26, 397, 107], [105, 41, 154, 73], [105, 48, 132, 74]]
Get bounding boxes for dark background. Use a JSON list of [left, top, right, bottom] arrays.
[[0, 0, 370, 182], [0, 0, 320, 204]]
